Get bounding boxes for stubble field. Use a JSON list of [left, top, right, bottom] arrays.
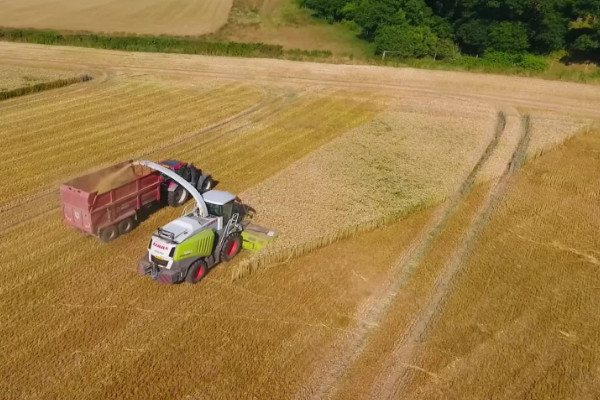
[[0, 42, 599, 399], [0, 0, 233, 36]]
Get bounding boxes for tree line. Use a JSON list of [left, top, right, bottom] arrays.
[[299, 0, 600, 62]]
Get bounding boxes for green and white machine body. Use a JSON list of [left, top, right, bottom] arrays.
[[135, 161, 253, 284]]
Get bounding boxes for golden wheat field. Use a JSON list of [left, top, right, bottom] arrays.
[[0, 64, 83, 91], [0, 0, 233, 36], [0, 42, 599, 399]]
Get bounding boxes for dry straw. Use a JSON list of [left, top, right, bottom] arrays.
[[234, 97, 500, 279]]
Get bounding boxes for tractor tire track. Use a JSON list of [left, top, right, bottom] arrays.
[[0, 88, 298, 235], [373, 115, 532, 400], [298, 112, 508, 400]]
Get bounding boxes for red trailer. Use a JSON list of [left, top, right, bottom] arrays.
[[60, 161, 161, 242]]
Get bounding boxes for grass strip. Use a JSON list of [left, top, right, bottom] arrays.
[[0, 27, 332, 60]]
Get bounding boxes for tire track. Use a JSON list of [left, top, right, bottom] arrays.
[[298, 112, 508, 400], [373, 115, 532, 400]]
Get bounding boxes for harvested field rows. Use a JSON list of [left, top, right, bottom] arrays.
[[0, 0, 233, 36], [0, 43, 599, 399]]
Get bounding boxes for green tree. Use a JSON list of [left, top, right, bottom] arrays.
[[400, 0, 434, 25], [353, 0, 407, 40], [374, 25, 433, 58], [488, 21, 530, 53], [572, 33, 600, 51], [427, 35, 459, 59], [531, 11, 567, 53], [456, 19, 489, 55], [573, 0, 600, 17]]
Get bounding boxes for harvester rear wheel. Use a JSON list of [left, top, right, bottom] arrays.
[[167, 186, 189, 207], [99, 225, 119, 242], [118, 217, 136, 235], [186, 260, 208, 284], [221, 233, 242, 262]]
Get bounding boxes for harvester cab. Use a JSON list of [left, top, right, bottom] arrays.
[[134, 160, 265, 284]]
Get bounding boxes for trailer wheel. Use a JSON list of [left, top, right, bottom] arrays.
[[118, 217, 136, 235], [196, 174, 214, 193], [220, 233, 242, 262], [186, 260, 208, 284], [167, 186, 189, 207], [99, 225, 119, 242]]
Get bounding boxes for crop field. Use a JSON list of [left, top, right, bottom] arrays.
[[214, 0, 373, 56], [0, 64, 84, 92], [0, 42, 599, 399], [0, 0, 232, 36]]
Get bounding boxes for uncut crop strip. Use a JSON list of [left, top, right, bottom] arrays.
[[373, 116, 532, 400], [298, 112, 508, 400], [0, 74, 92, 101], [232, 101, 498, 280]]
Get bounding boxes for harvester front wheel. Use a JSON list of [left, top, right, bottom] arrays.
[[167, 186, 189, 207], [118, 217, 136, 235], [99, 225, 119, 242], [186, 260, 208, 284], [221, 233, 242, 262]]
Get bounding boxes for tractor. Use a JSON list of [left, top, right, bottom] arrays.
[[159, 160, 214, 207]]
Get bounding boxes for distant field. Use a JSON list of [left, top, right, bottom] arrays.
[[0, 43, 599, 399], [0, 0, 232, 36], [213, 0, 373, 57]]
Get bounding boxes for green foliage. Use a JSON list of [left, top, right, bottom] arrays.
[[482, 51, 548, 71], [375, 25, 429, 57], [0, 28, 337, 61], [429, 36, 460, 60], [488, 22, 530, 53], [573, 0, 600, 16], [532, 11, 568, 53], [572, 33, 600, 51], [456, 20, 489, 55], [299, 0, 600, 66]]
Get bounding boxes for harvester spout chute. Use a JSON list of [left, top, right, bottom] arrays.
[[132, 160, 208, 217]]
